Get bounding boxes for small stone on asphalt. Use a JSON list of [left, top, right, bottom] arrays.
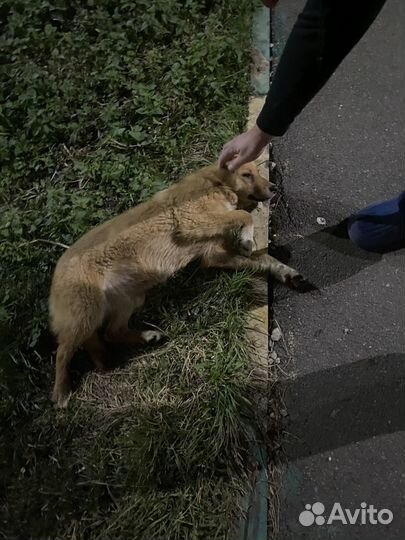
[[271, 327, 282, 341]]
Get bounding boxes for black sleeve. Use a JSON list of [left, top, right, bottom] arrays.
[[256, 0, 387, 136]]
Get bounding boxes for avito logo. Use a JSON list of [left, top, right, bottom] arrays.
[[298, 502, 393, 527]]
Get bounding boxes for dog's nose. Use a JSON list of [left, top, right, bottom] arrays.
[[263, 188, 272, 200]]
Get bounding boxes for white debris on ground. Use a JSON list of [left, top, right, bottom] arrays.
[[269, 350, 280, 365], [271, 327, 282, 342], [316, 216, 327, 225]]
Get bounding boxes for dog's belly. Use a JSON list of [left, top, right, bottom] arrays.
[[103, 238, 200, 293]]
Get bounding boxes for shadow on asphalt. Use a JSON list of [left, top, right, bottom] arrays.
[[271, 190, 405, 291], [271, 220, 405, 293], [282, 352, 405, 461]]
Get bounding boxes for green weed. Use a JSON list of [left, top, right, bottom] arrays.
[[0, 1, 266, 539]]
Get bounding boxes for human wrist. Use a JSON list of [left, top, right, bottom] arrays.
[[252, 124, 272, 144]]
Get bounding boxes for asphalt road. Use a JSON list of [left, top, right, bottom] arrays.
[[271, 1, 405, 539]]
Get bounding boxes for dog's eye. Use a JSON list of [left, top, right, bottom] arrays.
[[241, 172, 254, 181]]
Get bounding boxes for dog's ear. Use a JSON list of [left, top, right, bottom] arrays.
[[210, 165, 234, 187]]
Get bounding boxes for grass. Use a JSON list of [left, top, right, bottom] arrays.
[[0, 1, 269, 538], [3, 271, 268, 539]]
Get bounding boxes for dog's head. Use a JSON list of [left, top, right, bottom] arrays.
[[182, 162, 275, 211], [228, 162, 273, 211]]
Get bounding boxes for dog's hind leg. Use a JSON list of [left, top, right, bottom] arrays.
[[52, 340, 77, 408], [82, 332, 108, 371], [51, 283, 106, 407], [105, 327, 163, 345], [104, 293, 163, 345]]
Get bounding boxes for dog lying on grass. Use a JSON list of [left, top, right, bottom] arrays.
[[49, 163, 304, 407]]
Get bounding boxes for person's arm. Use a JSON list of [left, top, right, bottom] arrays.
[[219, 0, 386, 171]]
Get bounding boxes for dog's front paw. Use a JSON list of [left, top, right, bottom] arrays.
[[230, 224, 254, 257], [287, 273, 317, 292], [281, 270, 316, 292], [238, 238, 253, 257]]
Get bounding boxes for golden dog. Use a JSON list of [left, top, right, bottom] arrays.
[[49, 163, 303, 407]]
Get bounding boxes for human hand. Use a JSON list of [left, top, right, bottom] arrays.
[[218, 125, 272, 171]]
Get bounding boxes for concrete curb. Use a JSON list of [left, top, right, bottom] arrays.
[[237, 6, 271, 540]]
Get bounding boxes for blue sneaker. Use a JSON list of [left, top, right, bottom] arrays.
[[347, 191, 405, 252]]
